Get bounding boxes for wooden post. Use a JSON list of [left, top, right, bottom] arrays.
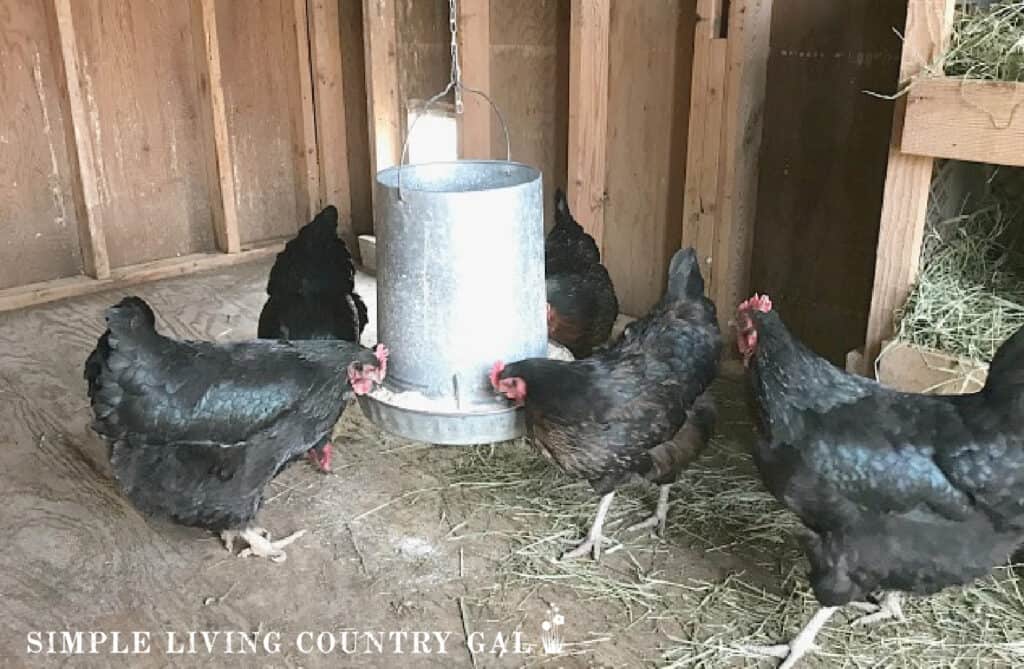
[[857, 0, 955, 376], [294, 0, 322, 223], [51, 0, 111, 279], [681, 0, 727, 288], [309, 0, 356, 248], [567, 0, 610, 251], [362, 0, 402, 214], [192, 0, 241, 254], [457, 0, 491, 159], [680, 0, 772, 331]]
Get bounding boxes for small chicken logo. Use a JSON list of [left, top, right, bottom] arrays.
[[540, 606, 565, 655]]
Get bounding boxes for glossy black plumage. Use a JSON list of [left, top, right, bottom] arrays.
[[257, 204, 368, 343], [501, 247, 720, 494], [544, 188, 618, 358], [745, 307, 1024, 606], [84, 296, 380, 532]]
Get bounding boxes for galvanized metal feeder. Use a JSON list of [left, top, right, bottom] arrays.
[[357, 0, 546, 445]]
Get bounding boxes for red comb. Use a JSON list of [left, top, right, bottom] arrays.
[[738, 293, 772, 313], [489, 361, 505, 389]]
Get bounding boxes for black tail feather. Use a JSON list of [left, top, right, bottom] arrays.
[[666, 247, 705, 301]]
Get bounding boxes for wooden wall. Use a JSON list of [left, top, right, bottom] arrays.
[[749, 0, 907, 363], [0, 0, 329, 306]]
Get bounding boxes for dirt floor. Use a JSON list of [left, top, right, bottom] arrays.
[[2, 260, 1022, 669]]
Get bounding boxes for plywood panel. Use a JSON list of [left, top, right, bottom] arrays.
[[490, 0, 571, 230], [339, 0, 373, 245], [216, 0, 308, 244], [0, 0, 82, 289], [69, 0, 216, 268], [602, 0, 695, 316], [750, 0, 908, 364], [397, 0, 449, 109]]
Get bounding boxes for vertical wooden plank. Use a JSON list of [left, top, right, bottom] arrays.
[[859, 0, 955, 375], [567, 0, 610, 251], [681, 0, 725, 286], [458, 0, 492, 159], [51, 0, 110, 279], [711, 0, 773, 326], [294, 0, 322, 223], [310, 0, 356, 248], [192, 0, 241, 254], [362, 0, 402, 211]]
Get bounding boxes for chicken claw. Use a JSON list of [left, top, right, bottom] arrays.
[[623, 484, 671, 538], [850, 592, 904, 626], [559, 491, 615, 562], [220, 527, 307, 563], [737, 605, 838, 669]]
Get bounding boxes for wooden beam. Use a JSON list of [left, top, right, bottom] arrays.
[[0, 243, 285, 315], [681, 0, 728, 287], [859, 0, 955, 376], [900, 77, 1024, 168], [294, 0, 322, 223], [567, 0, 611, 251], [457, 0, 492, 160], [51, 0, 110, 279], [309, 0, 356, 248], [192, 0, 241, 254], [362, 0, 402, 210], [711, 0, 772, 325]]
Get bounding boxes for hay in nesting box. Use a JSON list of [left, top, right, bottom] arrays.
[[895, 184, 1024, 363], [943, 2, 1024, 81]]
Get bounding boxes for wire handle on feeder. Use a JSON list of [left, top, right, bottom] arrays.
[[397, 0, 512, 200]]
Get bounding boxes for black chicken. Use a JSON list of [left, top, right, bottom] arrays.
[[257, 204, 369, 472], [545, 189, 618, 358], [735, 294, 1024, 667], [85, 296, 387, 562], [492, 248, 720, 560]]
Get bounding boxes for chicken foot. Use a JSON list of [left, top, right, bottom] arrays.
[[739, 592, 905, 667], [623, 484, 671, 537], [738, 605, 838, 669], [560, 492, 616, 562], [221, 527, 307, 563], [850, 592, 904, 626]]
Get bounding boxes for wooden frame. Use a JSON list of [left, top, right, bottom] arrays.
[[680, 0, 773, 329], [362, 0, 402, 207], [457, 0, 492, 160], [566, 0, 611, 250], [901, 76, 1024, 168], [851, 0, 959, 376]]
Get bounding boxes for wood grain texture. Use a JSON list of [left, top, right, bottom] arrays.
[[489, 0, 571, 230], [67, 0, 217, 269], [860, 0, 954, 375], [295, 0, 322, 223], [602, 0, 695, 316], [192, 0, 241, 254], [362, 0, 402, 193], [310, 0, 357, 250], [0, 243, 284, 314], [457, 0, 492, 159], [711, 0, 772, 329], [567, 0, 610, 251], [900, 76, 1024, 168], [749, 0, 908, 365], [216, 0, 310, 245], [339, 0, 374, 251], [0, 0, 84, 289], [50, 0, 111, 279]]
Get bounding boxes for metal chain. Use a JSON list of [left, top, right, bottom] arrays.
[[448, 0, 464, 113]]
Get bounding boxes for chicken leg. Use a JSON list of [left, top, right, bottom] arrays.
[[850, 592, 904, 626], [560, 492, 616, 561], [624, 484, 671, 537], [221, 527, 307, 563], [739, 605, 838, 669]]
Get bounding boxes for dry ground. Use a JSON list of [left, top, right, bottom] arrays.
[[1, 259, 1022, 668]]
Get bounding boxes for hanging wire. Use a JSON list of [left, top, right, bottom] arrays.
[[397, 0, 513, 198]]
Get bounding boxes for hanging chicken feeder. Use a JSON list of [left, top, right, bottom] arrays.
[[357, 85, 547, 446]]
